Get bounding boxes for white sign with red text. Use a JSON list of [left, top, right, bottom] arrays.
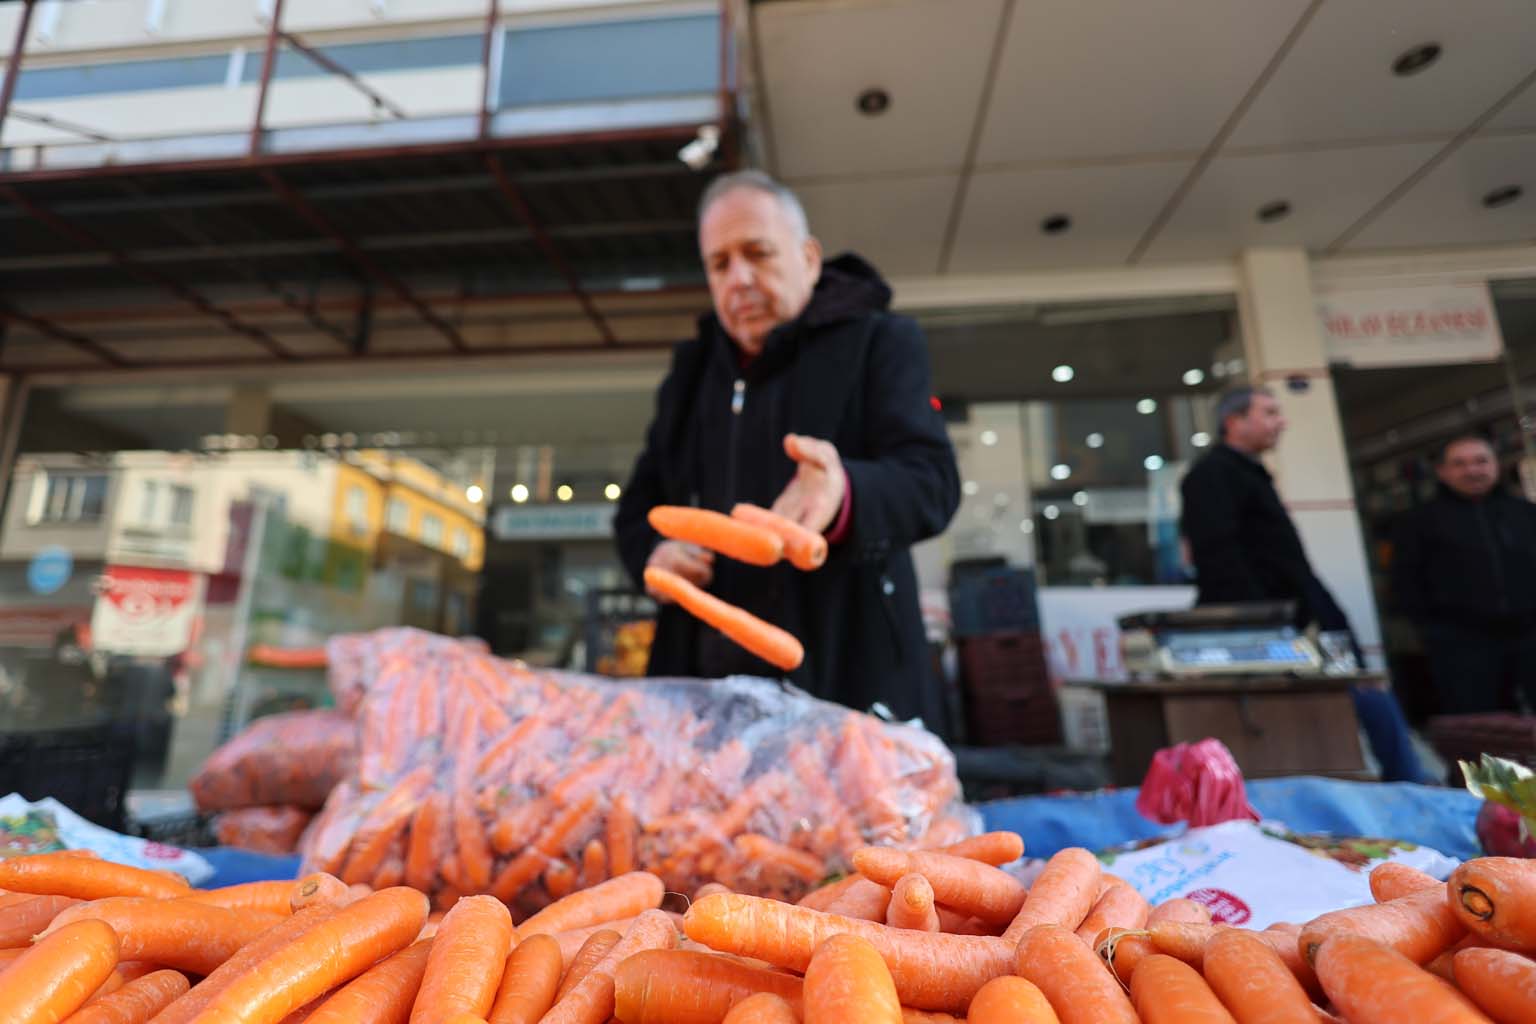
[[1037, 585, 1196, 682], [90, 565, 203, 657], [1317, 282, 1503, 368]]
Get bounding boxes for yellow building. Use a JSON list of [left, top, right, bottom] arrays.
[[333, 451, 486, 572]]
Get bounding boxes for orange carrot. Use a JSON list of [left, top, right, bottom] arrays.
[[1002, 848, 1101, 944], [60, 968, 189, 1024], [606, 798, 637, 879], [1101, 927, 1155, 985], [0, 919, 120, 1024], [1315, 934, 1489, 1023], [184, 881, 296, 917], [644, 568, 804, 672], [721, 992, 799, 1024], [1131, 953, 1236, 1023], [540, 909, 677, 1024], [1450, 857, 1536, 952], [410, 895, 513, 1022], [966, 975, 1060, 1024], [1016, 923, 1138, 1024], [517, 873, 666, 940], [695, 883, 733, 902], [940, 833, 1024, 867], [1202, 928, 1319, 1024], [405, 794, 448, 895], [885, 875, 940, 933], [544, 861, 577, 902], [1369, 862, 1441, 903], [306, 940, 432, 1024], [486, 934, 564, 1024], [648, 507, 784, 567], [289, 874, 352, 913], [1149, 898, 1213, 925], [613, 948, 805, 1024], [821, 880, 892, 923], [555, 930, 620, 1003], [0, 853, 189, 901], [852, 847, 1025, 926], [1149, 922, 1323, 1000], [41, 898, 281, 976], [1298, 885, 1464, 966], [0, 895, 82, 948], [1076, 878, 1150, 944], [730, 503, 826, 571], [735, 834, 825, 886], [579, 841, 608, 891], [683, 892, 1013, 1013], [804, 933, 903, 1024], [491, 796, 601, 903], [798, 877, 859, 912], [1453, 946, 1536, 1023], [186, 886, 428, 1024]]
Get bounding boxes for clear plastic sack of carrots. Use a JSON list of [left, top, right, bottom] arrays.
[[188, 709, 358, 813], [212, 805, 314, 855], [325, 627, 488, 716], [300, 633, 974, 914]]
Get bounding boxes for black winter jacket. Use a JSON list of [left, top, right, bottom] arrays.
[[613, 254, 960, 735], [1391, 485, 1536, 631]]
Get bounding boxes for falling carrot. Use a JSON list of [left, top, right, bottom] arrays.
[[1368, 862, 1442, 903], [1314, 934, 1489, 1024], [555, 930, 621, 1003], [0, 919, 120, 1024], [1016, 923, 1138, 1024], [1450, 858, 1536, 952], [885, 875, 940, 933], [730, 503, 827, 571], [804, 933, 903, 1024], [1002, 848, 1101, 944], [60, 968, 189, 1024], [1298, 885, 1464, 966], [0, 853, 189, 902], [183, 882, 297, 917], [852, 848, 1025, 926], [1452, 946, 1536, 1023], [540, 909, 677, 1024], [648, 507, 784, 567], [1131, 953, 1236, 1024], [1202, 928, 1319, 1024], [40, 898, 281, 977], [306, 941, 432, 1024], [486, 934, 564, 1024], [722, 992, 799, 1024], [1076, 878, 1150, 944], [644, 568, 804, 672], [410, 895, 513, 1023], [517, 873, 666, 940], [966, 975, 1060, 1024]]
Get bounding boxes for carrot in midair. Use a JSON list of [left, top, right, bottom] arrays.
[[852, 847, 1025, 926], [730, 503, 827, 571], [410, 895, 513, 1023], [1202, 928, 1320, 1024], [1298, 884, 1464, 966], [306, 941, 432, 1024], [684, 892, 1014, 1014], [516, 873, 666, 940], [885, 875, 940, 933], [1369, 862, 1442, 903], [648, 507, 784, 567], [613, 948, 806, 1024], [643, 568, 804, 672], [540, 909, 677, 1024], [966, 975, 1061, 1024], [0, 895, 82, 948], [183, 882, 296, 917], [1016, 923, 1138, 1024], [1452, 946, 1536, 1023], [1450, 858, 1536, 953], [1076, 877, 1150, 944], [60, 968, 189, 1024], [555, 930, 621, 1003], [1315, 934, 1491, 1024], [804, 933, 903, 1024], [486, 933, 563, 1024], [186, 886, 428, 1024], [722, 992, 799, 1024], [1002, 847, 1101, 944], [40, 898, 281, 976], [1131, 954, 1236, 1024], [0, 919, 120, 1024], [0, 853, 189, 902]]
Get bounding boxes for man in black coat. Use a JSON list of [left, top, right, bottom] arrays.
[[613, 170, 960, 736], [1180, 386, 1428, 783], [1391, 435, 1536, 713]]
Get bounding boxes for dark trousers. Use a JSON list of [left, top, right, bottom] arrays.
[[1423, 621, 1536, 715]]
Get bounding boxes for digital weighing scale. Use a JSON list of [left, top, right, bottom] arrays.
[[1118, 602, 1326, 679]]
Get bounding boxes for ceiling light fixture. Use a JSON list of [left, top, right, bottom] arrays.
[[1182, 368, 1206, 386], [1050, 464, 1071, 481], [1137, 398, 1158, 415], [1191, 431, 1212, 448], [1144, 454, 1165, 471], [962, 480, 980, 496], [980, 429, 999, 446], [465, 484, 484, 504], [856, 87, 890, 116], [1392, 42, 1442, 77], [1041, 214, 1072, 235], [1257, 199, 1292, 223], [556, 484, 574, 502], [510, 484, 529, 503], [1043, 505, 1060, 521], [1483, 185, 1524, 209], [1052, 364, 1075, 383], [604, 483, 622, 501], [1086, 432, 1105, 449], [1072, 491, 1089, 507], [677, 124, 720, 170]]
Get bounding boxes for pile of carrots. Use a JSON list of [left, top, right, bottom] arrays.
[[299, 637, 968, 913], [9, 832, 1536, 1023]]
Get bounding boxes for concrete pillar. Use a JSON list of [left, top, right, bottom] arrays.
[[224, 384, 272, 438], [1236, 248, 1382, 665]]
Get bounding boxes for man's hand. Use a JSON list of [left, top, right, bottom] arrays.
[[771, 434, 847, 535], [645, 540, 714, 603]]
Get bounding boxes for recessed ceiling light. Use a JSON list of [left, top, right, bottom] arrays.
[[1257, 200, 1292, 223], [510, 484, 529, 503], [1072, 491, 1088, 507], [1392, 43, 1441, 77], [465, 484, 484, 503], [1182, 368, 1206, 386], [856, 87, 890, 116], [1041, 214, 1072, 235], [604, 483, 622, 501], [1483, 185, 1524, 209], [962, 480, 980, 496], [556, 484, 573, 502], [1019, 519, 1034, 534], [1043, 505, 1060, 521], [1050, 464, 1072, 481], [1137, 398, 1159, 415], [1191, 431, 1212, 448], [980, 429, 999, 446], [1144, 454, 1165, 471], [1052, 364, 1075, 383], [1086, 432, 1105, 449]]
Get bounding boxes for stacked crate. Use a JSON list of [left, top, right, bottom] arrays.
[[949, 566, 1061, 747]]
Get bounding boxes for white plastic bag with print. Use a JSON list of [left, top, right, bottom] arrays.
[[0, 793, 214, 886]]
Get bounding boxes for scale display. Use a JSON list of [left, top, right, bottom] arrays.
[[1156, 628, 1320, 674]]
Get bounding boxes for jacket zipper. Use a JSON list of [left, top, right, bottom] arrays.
[[1474, 502, 1511, 613], [726, 377, 745, 503]]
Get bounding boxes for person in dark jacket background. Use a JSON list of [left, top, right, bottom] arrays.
[[1392, 435, 1536, 714], [1181, 386, 1428, 783], [613, 170, 960, 736]]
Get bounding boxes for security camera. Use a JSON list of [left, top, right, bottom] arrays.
[[677, 125, 720, 171]]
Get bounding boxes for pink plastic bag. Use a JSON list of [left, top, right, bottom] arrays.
[[1136, 738, 1260, 828]]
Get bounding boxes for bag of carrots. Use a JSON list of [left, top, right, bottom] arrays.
[[300, 631, 973, 913], [213, 805, 314, 855], [189, 709, 358, 813], [325, 627, 488, 715]]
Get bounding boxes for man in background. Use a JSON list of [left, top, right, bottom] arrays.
[[1392, 435, 1536, 714]]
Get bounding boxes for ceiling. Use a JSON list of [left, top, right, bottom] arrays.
[[752, 0, 1536, 274]]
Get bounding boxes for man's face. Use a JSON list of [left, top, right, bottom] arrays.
[[1225, 393, 1287, 454], [1438, 439, 1499, 499], [699, 189, 822, 355]]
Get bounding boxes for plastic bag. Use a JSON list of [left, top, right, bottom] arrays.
[[213, 805, 313, 855], [1136, 738, 1260, 828], [0, 794, 213, 885], [301, 632, 973, 912], [326, 627, 487, 716], [189, 710, 357, 812]]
